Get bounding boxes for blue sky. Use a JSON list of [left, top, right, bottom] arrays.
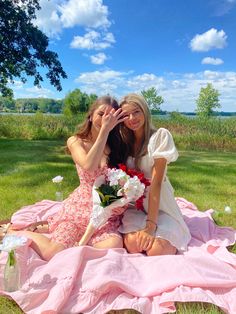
[[12, 0, 236, 112]]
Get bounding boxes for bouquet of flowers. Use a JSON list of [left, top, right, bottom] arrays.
[[78, 164, 150, 246]]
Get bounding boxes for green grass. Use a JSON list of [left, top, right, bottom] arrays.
[[1, 113, 236, 152], [0, 139, 235, 313], [168, 150, 236, 227], [0, 139, 79, 220]]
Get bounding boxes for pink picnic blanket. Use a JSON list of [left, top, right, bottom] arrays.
[[0, 197, 236, 314]]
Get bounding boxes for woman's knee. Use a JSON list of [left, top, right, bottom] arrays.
[[124, 233, 141, 253], [34, 240, 65, 261], [146, 238, 177, 256]]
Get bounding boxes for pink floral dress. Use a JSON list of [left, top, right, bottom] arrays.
[[48, 165, 122, 248]]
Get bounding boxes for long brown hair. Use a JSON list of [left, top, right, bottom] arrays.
[[71, 95, 126, 167], [119, 93, 156, 169]]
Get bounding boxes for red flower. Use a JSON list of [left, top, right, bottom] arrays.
[[136, 195, 145, 211], [118, 164, 127, 172], [118, 164, 150, 211]]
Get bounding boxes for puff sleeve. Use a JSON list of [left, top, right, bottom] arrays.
[[148, 128, 178, 164]]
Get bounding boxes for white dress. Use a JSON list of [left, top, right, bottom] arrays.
[[118, 128, 191, 251]]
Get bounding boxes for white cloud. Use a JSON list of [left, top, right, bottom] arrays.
[[171, 80, 187, 88], [162, 71, 236, 112], [34, 0, 63, 38], [201, 57, 224, 65], [9, 79, 54, 99], [103, 32, 115, 43], [127, 73, 165, 91], [75, 70, 124, 84], [20, 86, 54, 98], [74, 70, 128, 95], [73, 69, 236, 112], [203, 70, 222, 80], [9, 80, 24, 90], [90, 52, 108, 64], [70, 30, 115, 50], [190, 28, 227, 52], [34, 0, 111, 38], [59, 0, 110, 29], [14, 69, 236, 112]]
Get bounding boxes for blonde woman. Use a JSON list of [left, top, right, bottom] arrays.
[[119, 93, 191, 256]]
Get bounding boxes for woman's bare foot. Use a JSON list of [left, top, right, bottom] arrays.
[[23, 221, 49, 233], [0, 222, 11, 241]]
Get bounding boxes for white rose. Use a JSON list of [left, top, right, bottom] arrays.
[[224, 206, 232, 214], [52, 175, 64, 183], [0, 235, 28, 252], [123, 176, 145, 200], [107, 169, 127, 186]]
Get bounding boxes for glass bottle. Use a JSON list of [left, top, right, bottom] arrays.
[[4, 249, 20, 292], [55, 191, 63, 201]]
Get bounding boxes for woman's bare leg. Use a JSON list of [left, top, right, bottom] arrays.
[[7, 229, 65, 261], [92, 235, 123, 249], [146, 238, 177, 256], [124, 232, 177, 255], [124, 232, 143, 253]]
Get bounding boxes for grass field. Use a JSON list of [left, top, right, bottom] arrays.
[[0, 139, 235, 313], [1, 113, 236, 152]]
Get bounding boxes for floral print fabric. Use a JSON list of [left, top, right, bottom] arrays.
[[48, 165, 122, 248]]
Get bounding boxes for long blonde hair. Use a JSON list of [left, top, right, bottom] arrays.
[[120, 93, 156, 168]]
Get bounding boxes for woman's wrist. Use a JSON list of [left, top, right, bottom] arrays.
[[145, 220, 157, 235]]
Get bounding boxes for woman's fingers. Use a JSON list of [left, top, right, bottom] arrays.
[[114, 108, 129, 123], [136, 231, 155, 252], [101, 108, 128, 131], [142, 238, 154, 251]]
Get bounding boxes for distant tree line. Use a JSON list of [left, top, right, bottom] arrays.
[[0, 89, 98, 114], [0, 97, 64, 113], [1, 84, 230, 118]]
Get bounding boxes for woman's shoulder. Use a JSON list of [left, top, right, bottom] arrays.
[[148, 128, 178, 162], [67, 135, 84, 151], [149, 128, 173, 143], [67, 135, 78, 147]]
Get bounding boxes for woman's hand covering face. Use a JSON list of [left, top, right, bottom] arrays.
[[101, 108, 128, 132]]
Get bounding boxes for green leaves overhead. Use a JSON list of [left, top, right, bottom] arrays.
[[0, 0, 67, 97]]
